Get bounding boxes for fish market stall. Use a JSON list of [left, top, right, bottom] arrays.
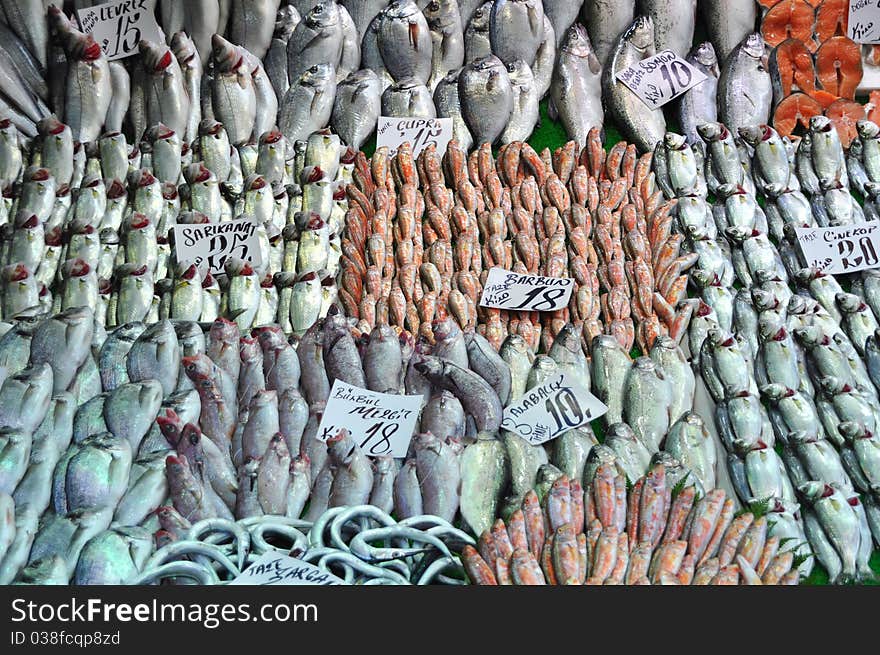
[[0, 0, 877, 588]]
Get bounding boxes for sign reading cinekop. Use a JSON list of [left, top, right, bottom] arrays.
[[502, 372, 607, 445], [172, 218, 262, 276], [376, 116, 453, 158], [479, 267, 574, 312], [77, 0, 163, 61], [316, 380, 423, 457], [794, 223, 880, 274], [615, 50, 707, 108]]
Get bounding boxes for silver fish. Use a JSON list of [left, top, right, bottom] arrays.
[[378, 0, 433, 84], [678, 42, 719, 146], [279, 64, 337, 143], [603, 16, 666, 153], [459, 55, 513, 146], [210, 35, 257, 146], [717, 33, 771, 136], [551, 24, 603, 146], [499, 59, 539, 144], [331, 69, 382, 150], [425, 0, 465, 92], [489, 0, 544, 67], [434, 69, 474, 151]]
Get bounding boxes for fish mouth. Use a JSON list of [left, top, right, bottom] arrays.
[[743, 33, 765, 58], [694, 42, 716, 66], [82, 37, 102, 61]]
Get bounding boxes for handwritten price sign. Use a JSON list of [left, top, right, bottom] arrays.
[[230, 552, 346, 586], [172, 217, 263, 276], [479, 267, 574, 312], [848, 0, 880, 43], [316, 380, 423, 457], [77, 0, 163, 61], [502, 372, 607, 445], [794, 224, 880, 274], [376, 117, 453, 158], [615, 50, 707, 109]]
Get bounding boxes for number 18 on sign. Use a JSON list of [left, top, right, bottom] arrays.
[[316, 380, 423, 457], [502, 372, 607, 445]]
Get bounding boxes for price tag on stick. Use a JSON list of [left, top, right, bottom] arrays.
[[615, 50, 708, 108], [502, 372, 607, 445], [316, 380, 423, 457], [376, 116, 453, 158], [479, 267, 574, 312], [848, 0, 880, 43], [230, 551, 346, 586], [171, 217, 263, 277], [76, 0, 163, 61], [794, 224, 880, 274]]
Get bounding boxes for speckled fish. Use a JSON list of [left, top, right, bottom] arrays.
[[603, 16, 666, 153], [718, 33, 772, 136], [551, 24, 603, 146]]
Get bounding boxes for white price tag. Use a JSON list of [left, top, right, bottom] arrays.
[[76, 0, 163, 61], [479, 267, 574, 312], [229, 551, 346, 586], [848, 0, 880, 43], [502, 372, 607, 445], [615, 50, 708, 109], [172, 218, 262, 277], [376, 117, 453, 158], [316, 380, 423, 457], [794, 224, 880, 274]]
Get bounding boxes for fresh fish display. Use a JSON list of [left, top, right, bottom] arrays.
[[0, 1, 879, 588], [461, 463, 803, 585]]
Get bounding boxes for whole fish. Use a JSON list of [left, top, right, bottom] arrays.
[[264, 6, 301, 101], [603, 16, 666, 153], [331, 70, 382, 150], [678, 42, 719, 146], [424, 0, 465, 92], [459, 55, 513, 146], [489, 0, 544, 67], [286, 2, 343, 85], [551, 24, 603, 146], [378, 1, 432, 84], [623, 357, 672, 454], [415, 356, 503, 432], [413, 432, 461, 522], [210, 35, 257, 146], [500, 60, 540, 144], [434, 69, 474, 152], [464, 1, 493, 64], [61, 29, 111, 143], [717, 33, 771, 136], [279, 64, 337, 143], [170, 32, 203, 145], [460, 432, 508, 536], [139, 40, 190, 139]]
